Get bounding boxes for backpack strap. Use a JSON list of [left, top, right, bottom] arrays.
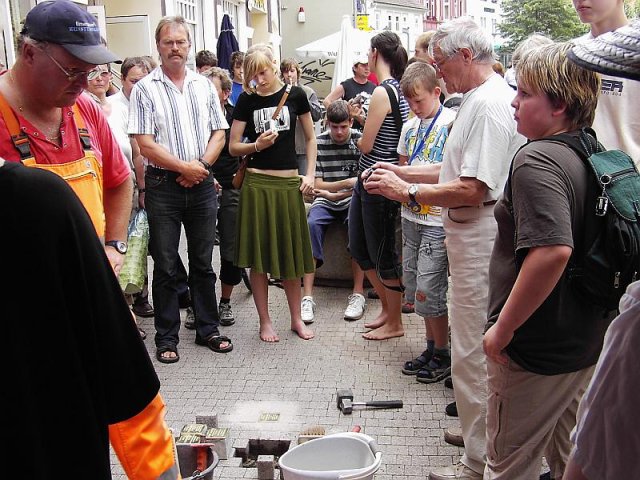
[[0, 92, 34, 160], [382, 82, 403, 131]]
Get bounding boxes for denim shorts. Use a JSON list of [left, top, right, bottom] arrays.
[[402, 218, 448, 317], [348, 179, 401, 280]]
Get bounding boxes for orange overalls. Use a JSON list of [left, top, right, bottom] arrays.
[[0, 95, 180, 479], [0, 93, 106, 238]]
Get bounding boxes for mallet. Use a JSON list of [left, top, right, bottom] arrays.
[[337, 388, 403, 415]]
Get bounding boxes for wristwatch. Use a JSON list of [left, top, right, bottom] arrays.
[[105, 240, 128, 254], [407, 184, 421, 213]]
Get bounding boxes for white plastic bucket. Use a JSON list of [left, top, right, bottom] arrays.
[[278, 432, 382, 480]]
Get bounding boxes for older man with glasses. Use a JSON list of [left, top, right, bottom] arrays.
[[363, 17, 525, 479], [0, 0, 132, 275]]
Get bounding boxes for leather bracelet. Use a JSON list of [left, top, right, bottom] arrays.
[[138, 188, 146, 193], [198, 158, 210, 170]]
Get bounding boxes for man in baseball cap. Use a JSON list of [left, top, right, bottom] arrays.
[[0, 0, 133, 284], [21, 0, 121, 65]]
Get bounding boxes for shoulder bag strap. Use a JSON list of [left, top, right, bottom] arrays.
[[382, 82, 403, 131], [271, 84, 292, 120]]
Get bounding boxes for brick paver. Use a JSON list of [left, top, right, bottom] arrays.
[[110, 245, 460, 479]]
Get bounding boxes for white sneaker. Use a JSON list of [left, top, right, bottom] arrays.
[[301, 296, 315, 324], [344, 293, 366, 320]]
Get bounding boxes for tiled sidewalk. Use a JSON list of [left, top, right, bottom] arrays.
[[111, 250, 461, 479]]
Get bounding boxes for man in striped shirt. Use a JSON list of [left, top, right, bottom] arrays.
[[301, 100, 367, 323], [129, 16, 230, 364]]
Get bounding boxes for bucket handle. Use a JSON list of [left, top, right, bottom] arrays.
[[182, 450, 220, 480], [337, 452, 382, 480]]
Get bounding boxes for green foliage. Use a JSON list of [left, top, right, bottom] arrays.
[[625, 0, 640, 18], [499, 0, 588, 52]]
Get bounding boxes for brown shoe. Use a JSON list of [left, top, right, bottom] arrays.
[[444, 426, 464, 447]]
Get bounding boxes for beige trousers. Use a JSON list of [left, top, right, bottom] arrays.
[[443, 205, 497, 474], [484, 357, 595, 479]]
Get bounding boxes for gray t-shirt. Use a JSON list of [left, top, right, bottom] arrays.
[[487, 135, 610, 375]]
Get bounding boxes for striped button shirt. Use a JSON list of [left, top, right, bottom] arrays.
[[128, 67, 228, 166], [359, 78, 409, 173]]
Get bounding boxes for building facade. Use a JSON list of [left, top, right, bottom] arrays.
[[0, 0, 282, 73]]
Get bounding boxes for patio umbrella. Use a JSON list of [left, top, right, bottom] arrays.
[[332, 15, 356, 91], [295, 23, 372, 61], [217, 14, 239, 71]]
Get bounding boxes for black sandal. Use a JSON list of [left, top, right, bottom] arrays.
[[401, 349, 432, 375], [156, 346, 180, 364], [195, 334, 233, 353]]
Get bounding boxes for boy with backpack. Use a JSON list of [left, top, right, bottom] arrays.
[[483, 42, 615, 479]]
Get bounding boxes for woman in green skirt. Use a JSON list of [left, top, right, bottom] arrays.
[[229, 44, 317, 342]]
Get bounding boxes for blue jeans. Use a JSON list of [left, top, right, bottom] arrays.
[[146, 168, 219, 348], [401, 219, 448, 317], [308, 204, 349, 267]]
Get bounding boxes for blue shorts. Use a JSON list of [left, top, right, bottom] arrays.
[[402, 218, 448, 317]]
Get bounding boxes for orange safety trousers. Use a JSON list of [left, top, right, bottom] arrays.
[[0, 94, 106, 237], [109, 393, 180, 480]]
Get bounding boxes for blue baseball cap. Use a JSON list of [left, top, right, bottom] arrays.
[[20, 0, 121, 65]]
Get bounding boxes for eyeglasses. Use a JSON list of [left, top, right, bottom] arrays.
[[160, 40, 190, 49], [432, 51, 459, 74], [87, 67, 111, 81], [36, 46, 98, 82]]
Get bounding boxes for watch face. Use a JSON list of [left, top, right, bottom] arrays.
[[107, 241, 127, 254]]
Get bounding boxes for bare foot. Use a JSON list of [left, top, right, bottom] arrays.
[[364, 311, 387, 330], [260, 323, 280, 342], [362, 324, 404, 340], [291, 320, 315, 340]]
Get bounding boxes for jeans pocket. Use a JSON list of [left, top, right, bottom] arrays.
[[145, 173, 166, 189]]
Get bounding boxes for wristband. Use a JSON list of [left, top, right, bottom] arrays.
[[138, 188, 146, 193], [254, 142, 261, 153], [198, 158, 210, 170]]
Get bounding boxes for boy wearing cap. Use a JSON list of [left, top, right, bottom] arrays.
[[0, 0, 132, 273], [323, 55, 376, 131], [573, 0, 640, 168]]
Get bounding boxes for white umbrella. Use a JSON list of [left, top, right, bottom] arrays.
[[332, 15, 355, 91], [295, 20, 373, 61]]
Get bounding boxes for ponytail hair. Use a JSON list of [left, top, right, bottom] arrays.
[[371, 31, 408, 81]]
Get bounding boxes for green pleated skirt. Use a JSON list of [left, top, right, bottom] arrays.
[[235, 171, 315, 279]]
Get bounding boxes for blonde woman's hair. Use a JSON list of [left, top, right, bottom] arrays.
[[517, 42, 600, 129], [242, 44, 281, 94], [415, 31, 436, 52]]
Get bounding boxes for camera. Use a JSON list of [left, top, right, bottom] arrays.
[[350, 94, 365, 106], [263, 119, 277, 133]]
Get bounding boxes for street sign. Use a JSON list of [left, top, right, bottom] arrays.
[[356, 14, 370, 31]]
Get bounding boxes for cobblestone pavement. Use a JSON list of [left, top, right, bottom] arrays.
[[111, 248, 461, 479]]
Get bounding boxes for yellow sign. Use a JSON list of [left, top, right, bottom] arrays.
[[356, 14, 370, 31]]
